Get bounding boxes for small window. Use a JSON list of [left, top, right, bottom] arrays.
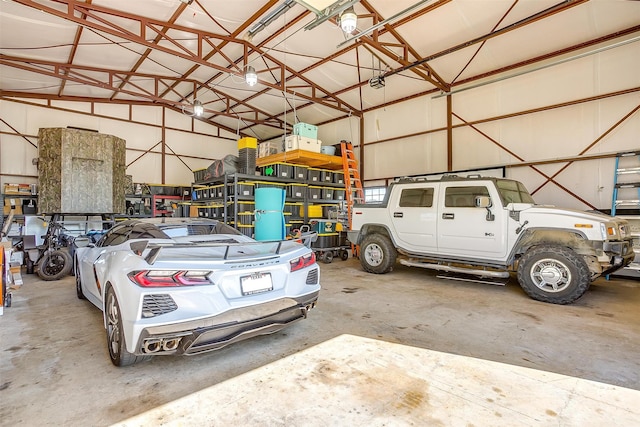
[[399, 188, 434, 207], [364, 187, 386, 203], [445, 186, 490, 207]]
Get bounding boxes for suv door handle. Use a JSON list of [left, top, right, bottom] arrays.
[[442, 213, 454, 219], [393, 212, 403, 218]]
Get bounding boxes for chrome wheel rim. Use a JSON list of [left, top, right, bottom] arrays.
[[530, 258, 571, 293], [364, 243, 384, 267], [106, 292, 120, 357]]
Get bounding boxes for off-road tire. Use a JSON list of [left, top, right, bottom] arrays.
[[36, 249, 72, 281], [517, 244, 590, 304], [360, 234, 397, 274]]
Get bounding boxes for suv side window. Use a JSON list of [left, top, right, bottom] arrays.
[[399, 188, 434, 207], [445, 186, 490, 207]]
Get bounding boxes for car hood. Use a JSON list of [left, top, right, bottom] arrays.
[[509, 203, 625, 224]]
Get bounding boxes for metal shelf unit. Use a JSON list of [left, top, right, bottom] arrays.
[[186, 172, 346, 238], [611, 151, 640, 278]]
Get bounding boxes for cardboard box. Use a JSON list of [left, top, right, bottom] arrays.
[[3, 198, 22, 215], [284, 135, 321, 153]]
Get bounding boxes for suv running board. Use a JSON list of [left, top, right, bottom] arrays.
[[437, 273, 508, 286], [399, 259, 510, 279]]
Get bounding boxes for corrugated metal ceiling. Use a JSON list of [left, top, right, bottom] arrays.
[[1, 0, 638, 140]]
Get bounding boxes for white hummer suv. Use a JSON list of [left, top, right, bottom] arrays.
[[347, 176, 634, 304]]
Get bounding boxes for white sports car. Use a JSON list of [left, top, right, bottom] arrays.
[[74, 217, 320, 367]]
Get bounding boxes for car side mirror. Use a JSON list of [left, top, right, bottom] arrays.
[[476, 196, 495, 221], [475, 196, 492, 208]]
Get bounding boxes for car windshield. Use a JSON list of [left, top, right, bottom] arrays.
[[495, 179, 536, 206]]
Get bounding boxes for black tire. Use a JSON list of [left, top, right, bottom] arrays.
[[25, 256, 34, 274], [36, 249, 72, 281], [339, 249, 349, 261], [75, 255, 86, 300], [517, 245, 591, 304], [105, 287, 148, 367], [359, 234, 396, 274], [322, 251, 334, 264]]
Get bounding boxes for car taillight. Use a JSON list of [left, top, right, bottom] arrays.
[[290, 252, 316, 272], [128, 270, 212, 287]]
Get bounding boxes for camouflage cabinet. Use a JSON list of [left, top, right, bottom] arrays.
[[38, 128, 126, 214]]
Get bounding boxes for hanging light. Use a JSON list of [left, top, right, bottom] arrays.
[[245, 66, 258, 86], [193, 99, 204, 116], [340, 6, 357, 33]]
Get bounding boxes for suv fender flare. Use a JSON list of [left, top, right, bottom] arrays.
[[353, 224, 396, 247], [510, 227, 596, 262]]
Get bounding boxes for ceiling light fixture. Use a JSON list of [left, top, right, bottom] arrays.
[[193, 99, 204, 116], [245, 66, 258, 86], [179, 0, 194, 5], [299, 0, 360, 32], [182, 99, 204, 117], [340, 6, 357, 33], [337, 0, 435, 48]]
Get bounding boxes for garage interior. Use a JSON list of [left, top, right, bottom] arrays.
[[1, 0, 640, 425]]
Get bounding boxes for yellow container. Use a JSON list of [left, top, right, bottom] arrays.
[[238, 137, 258, 149], [300, 204, 323, 218]]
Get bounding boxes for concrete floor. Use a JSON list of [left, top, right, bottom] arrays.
[[1, 258, 639, 426]]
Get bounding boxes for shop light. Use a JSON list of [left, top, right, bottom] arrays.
[[340, 7, 357, 33], [193, 100, 204, 117], [245, 66, 258, 86]]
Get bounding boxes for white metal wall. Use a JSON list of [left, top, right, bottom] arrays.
[[359, 41, 640, 211], [0, 99, 238, 189]]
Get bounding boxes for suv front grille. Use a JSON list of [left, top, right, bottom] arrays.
[[142, 294, 178, 318]]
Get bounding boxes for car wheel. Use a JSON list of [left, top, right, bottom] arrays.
[[517, 244, 590, 304], [105, 287, 148, 367], [75, 256, 86, 300], [322, 251, 334, 264], [36, 249, 72, 281], [360, 234, 396, 274]]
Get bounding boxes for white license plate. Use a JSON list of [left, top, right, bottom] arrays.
[[241, 272, 273, 295]]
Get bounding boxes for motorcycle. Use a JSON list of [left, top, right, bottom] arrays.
[[26, 219, 74, 281]]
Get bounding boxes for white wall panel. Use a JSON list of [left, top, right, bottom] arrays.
[[28, 104, 100, 132], [99, 119, 162, 151], [164, 155, 196, 186], [126, 153, 162, 184], [164, 128, 236, 160], [94, 103, 129, 121], [164, 107, 192, 131], [339, 42, 640, 211], [364, 133, 448, 180], [317, 116, 360, 146], [0, 134, 38, 180], [131, 105, 162, 126]]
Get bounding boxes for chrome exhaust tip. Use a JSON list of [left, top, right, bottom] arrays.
[[143, 339, 162, 353], [162, 338, 181, 351]]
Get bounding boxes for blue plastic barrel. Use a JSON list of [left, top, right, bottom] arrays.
[[254, 187, 285, 241]]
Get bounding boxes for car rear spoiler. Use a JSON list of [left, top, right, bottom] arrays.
[[130, 239, 298, 265]]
